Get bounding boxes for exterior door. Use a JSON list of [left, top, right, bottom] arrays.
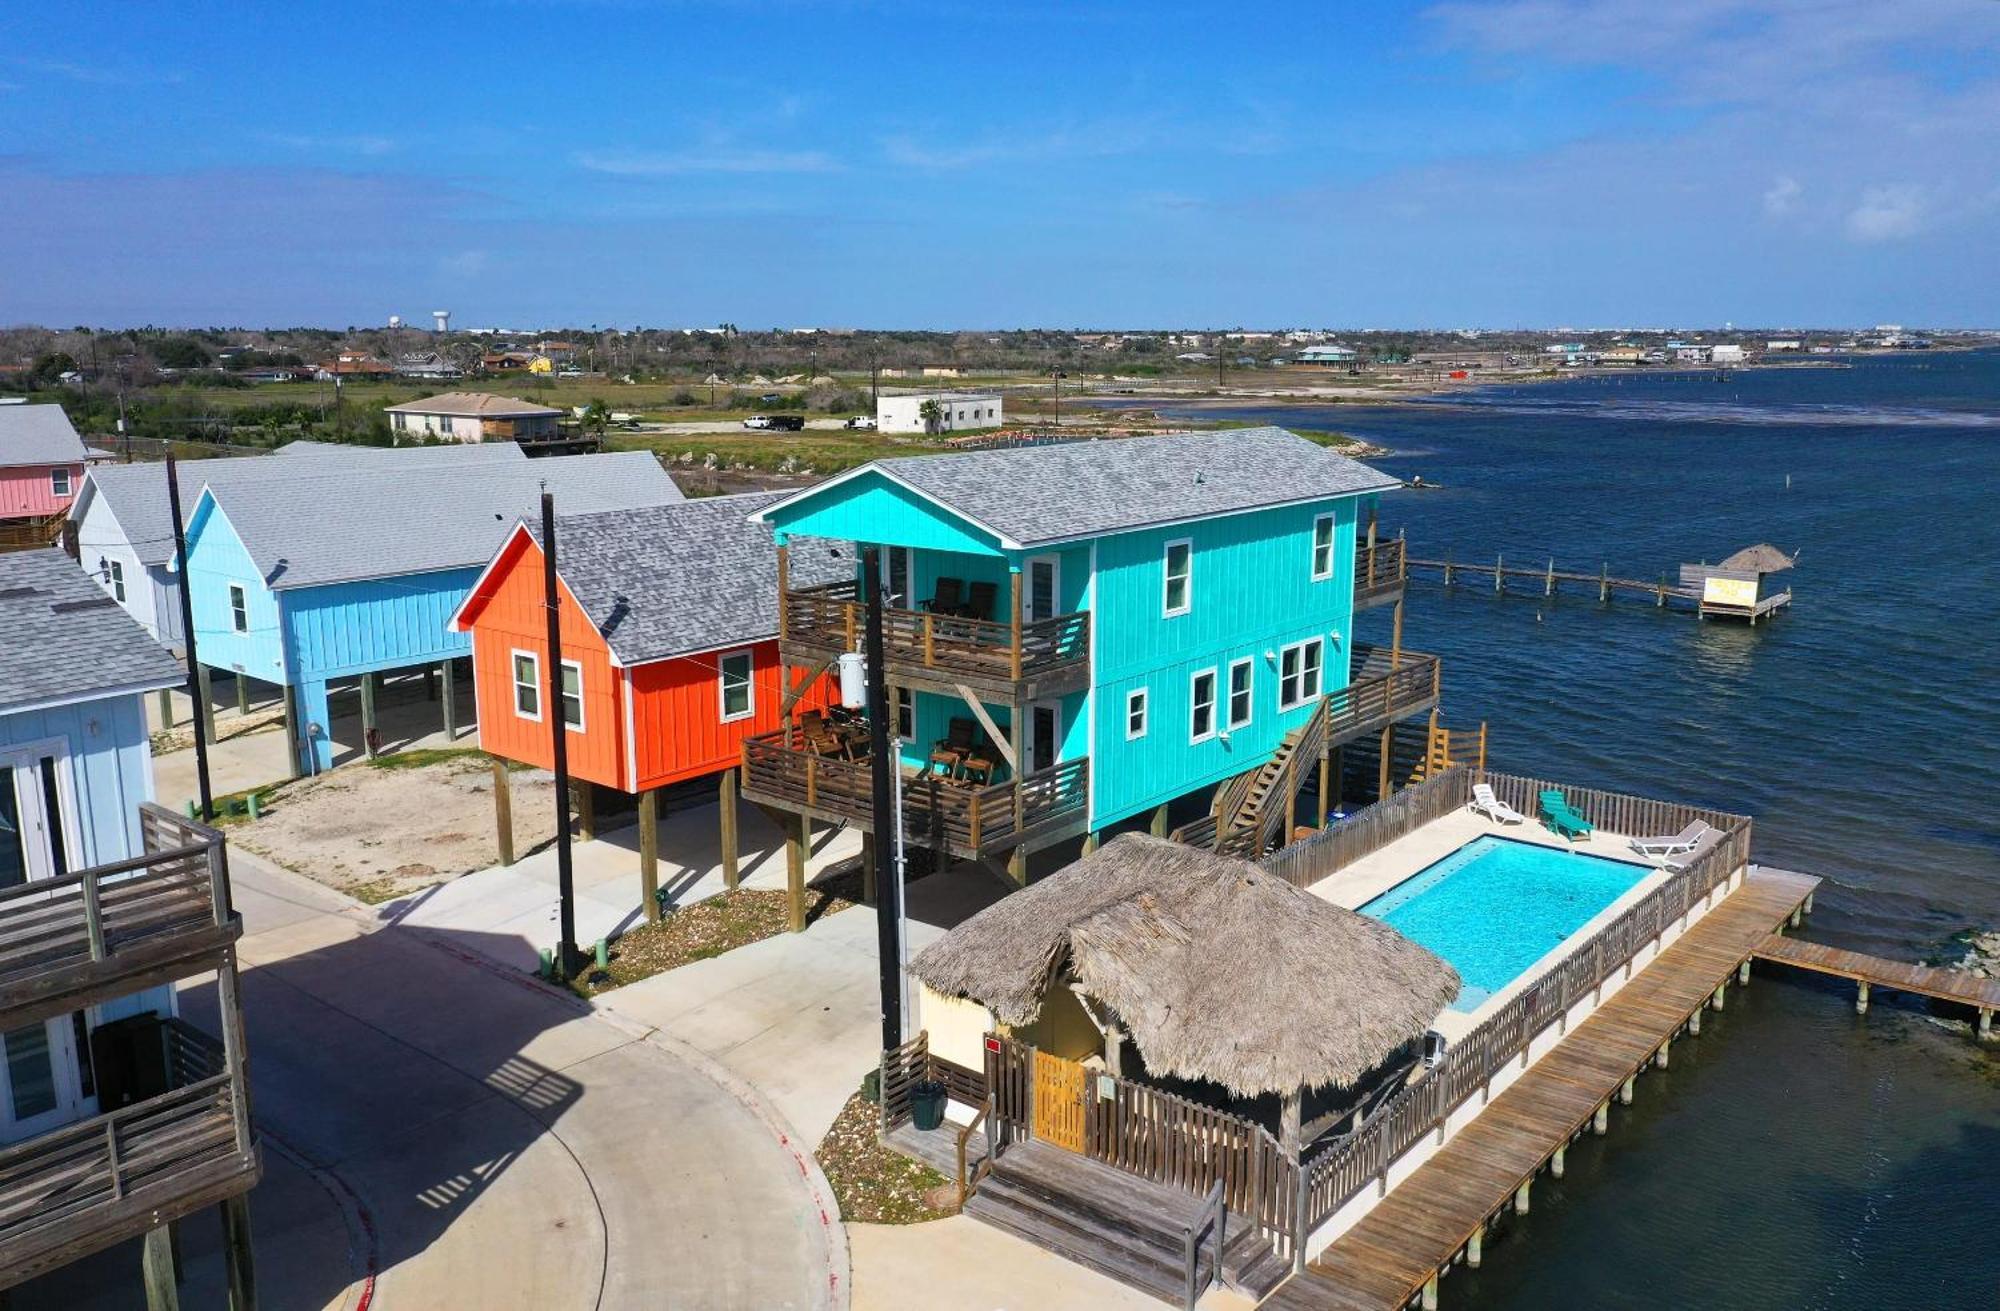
[[1025, 555, 1060, 624], [0, 745, 91, 1143], [1031, 1049, 1088, 1152], [885, 547, 915, 610], [1027, 702, 1060, 775]]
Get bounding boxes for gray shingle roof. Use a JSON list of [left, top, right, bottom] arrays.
[[76, 443, 530, 567], [772, 427, 1400, 549], [528, 493, 846, 664], [205, 452, 684, 591], [0, 404, 89, 468], [383, 392, 564, 417], [0, 549, 183, 713]]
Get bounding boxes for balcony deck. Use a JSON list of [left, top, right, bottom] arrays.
[[780, 580, 1090, 701], [1351, 538, 1406, 613], [0, 1019, 259, 1291], [0, 806, 240, 1029], [740, 729, 1089, 861]]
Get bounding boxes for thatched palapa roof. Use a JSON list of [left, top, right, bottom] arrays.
[[910, 835, 1460, 1097], [1718, 543, 1795, 573]]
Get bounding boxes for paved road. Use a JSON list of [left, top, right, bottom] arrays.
[[202, 852, 844, 1309]]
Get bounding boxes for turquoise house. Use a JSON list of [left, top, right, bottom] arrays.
[[182, 453, 682, 774], [743, 428, 1432, 878]]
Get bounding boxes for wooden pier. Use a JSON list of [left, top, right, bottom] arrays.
[[1266, 867, 1819, 1311], [1407, 554, 1698, 608], [1753, 934, 2000, 1036]]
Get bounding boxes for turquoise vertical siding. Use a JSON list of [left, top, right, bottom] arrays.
[[183, 498, 288, 685], [0, 692, 155, 866], [770, 473, 1007, 556]]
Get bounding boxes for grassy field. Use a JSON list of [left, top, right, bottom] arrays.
[[607, 428, 956, 473]]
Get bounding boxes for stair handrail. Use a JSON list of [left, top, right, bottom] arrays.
[[1183, 1178, 1226, 1311], [956, 1095, 995, 1206]]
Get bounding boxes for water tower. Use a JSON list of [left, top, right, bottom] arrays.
[[433, 310, 451, 334], [388, 314, 403, 330]]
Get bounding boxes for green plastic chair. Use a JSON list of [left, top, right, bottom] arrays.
[[1539, 789, 1594, 839]]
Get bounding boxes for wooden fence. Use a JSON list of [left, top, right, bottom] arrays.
[[1260, 767, 1472, 889], [782, 579, 1089, 684]]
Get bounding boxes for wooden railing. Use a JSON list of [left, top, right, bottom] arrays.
[[1261, 767, 1473, 889], [1353, 538, 1407, 610], [741, 731, 1088, 855], [0, 514, 66, 555], [1296, 784, 1753, 1232], [1325, 645, 1439, 748], [782, 579, 1090, 685], [0, 805, 234, 1017]]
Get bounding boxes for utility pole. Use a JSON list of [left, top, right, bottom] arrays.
[[165, 456, 214, 821], [1051, 370, 1064, 428], [541, 491, 581, 979], [861, 546, 902, 1049]]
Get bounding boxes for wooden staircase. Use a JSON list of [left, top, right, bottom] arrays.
[[963, 1139, 1291, 1304]]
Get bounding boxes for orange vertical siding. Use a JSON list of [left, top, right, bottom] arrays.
[[629, 640, 834, 790]]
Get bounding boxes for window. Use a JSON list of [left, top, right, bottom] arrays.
[[512, 652, 540, 720], [228, 584, 248, 633], [1227, 658, 1253, 730], [1162, 539, 1192, 616], [895, 687, 914, 741], [391, 412, 407, 431], [559, 661, 583, 729], [439, 415, 455, 436], [1125, 688, 1148, 740], [107, 559, 125, 603], [1279, 639, 1325, 710], [49, 468, 72, 498], [719, 649, 754, 722], [1189, 669, 1217, 743], [1311, 513, 1336, 580]]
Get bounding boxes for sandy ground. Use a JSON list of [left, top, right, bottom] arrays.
[[232, 754, 557, 901]]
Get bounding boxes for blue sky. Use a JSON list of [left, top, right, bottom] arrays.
[[3, 1, 1996, 328]]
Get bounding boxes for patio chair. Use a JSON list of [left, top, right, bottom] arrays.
[[958, 580, 999, 622], [799, 711, 854, 760], [958, 739, 998, 786], [1539, 789, 1595, 841], [1629, 820, 1713, 858], [929, 717, 977, 777], [1470, 783, 1526, 825], [1660, 827, 1725, 872], [918, 578, 966, 614]]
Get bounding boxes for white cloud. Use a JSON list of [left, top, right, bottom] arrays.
[[1762, 175, 1801, 218], [1845, 184, 1927, 242], [575, 147, 839, 176]]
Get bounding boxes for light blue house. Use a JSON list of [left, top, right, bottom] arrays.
[[743, 427, 1435, 879], [183, 452, 684, 774]]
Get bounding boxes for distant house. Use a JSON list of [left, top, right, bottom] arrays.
[[1710, 344, 1747, 364], [183, 452, 683, 773], [1293, 345, 1358, 364], [921, 366, 963, 378], [0, 404, 88, 524], [313, 352, 396, 380], [396, 352, 463, 379], [876, 392, 1005, 435], [67, 442, 527, 647], [1598, 347, 1645, 366], [384, 392, 564, 443], [481, 351, 534, 372], [1765, 339, 1803, 352]]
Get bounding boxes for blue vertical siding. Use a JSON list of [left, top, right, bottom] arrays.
[[282, 568, 478, 682], [183, 498, 289, 684], [771, 473, 1007, 556], [0, 692, 154, 868]]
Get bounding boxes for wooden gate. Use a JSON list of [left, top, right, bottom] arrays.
[[1031, 1050, 1088, 1152]]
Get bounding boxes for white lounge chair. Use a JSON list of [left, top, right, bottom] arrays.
[[1630, 821, 1713, 858], [1660, 828, 1725, 871], [1470, 783, 1526, 825]]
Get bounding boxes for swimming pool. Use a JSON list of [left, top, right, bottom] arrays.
[[1360, 836, 1650, 1012]]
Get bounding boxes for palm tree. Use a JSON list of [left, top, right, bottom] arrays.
[[918, 398, 944, 436]]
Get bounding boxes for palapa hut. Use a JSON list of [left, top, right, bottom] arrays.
[[1680, 542, 1796, 621], [911, 834, 1459, 1154]]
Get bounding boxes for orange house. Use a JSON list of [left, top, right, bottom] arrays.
[[451, 493, 842, 797]]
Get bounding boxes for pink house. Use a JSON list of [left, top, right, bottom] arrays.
[[0, 404, 88, 522]]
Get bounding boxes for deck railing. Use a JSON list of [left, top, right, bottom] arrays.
[[1296, 783, 1752, 1232], [1260, 767, 1473, 889], [0, 805, 234, 1017], [1353, 538, 1407, 610], [741, 731, 1088, 855], [782, 579, 1089, 685]]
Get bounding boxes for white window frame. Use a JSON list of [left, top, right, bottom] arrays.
[[1125, 688, 1148, 741], [1279, 638, 1325, 711], [49, 468, 72, 498], [717, 648, 755, 723], [1227, 657, 1253, 731], [559, 659, 584, 730], [894, 686, 915, 742], [439, 415, 455, 436], [107, 559, 125, 603], [1301, 638, 1324, 703], [1162, 538, 1192, 617], [1311, 512, 1336, 581], [512, 649, 542, 721], [1188, 667, 1217, 744], [227, 584, 248, 634]]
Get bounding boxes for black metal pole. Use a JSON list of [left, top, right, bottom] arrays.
[[862, 546, 901, 1049], [1052, 370, 1060, 428], [164, 456, 214, 821], [541, 491, 580, 978]]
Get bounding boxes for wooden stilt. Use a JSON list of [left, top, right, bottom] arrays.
[[573, 780, 596, 841], [1712, 982, 1727, 1011], [1656, 1036, 1671, 1069], [359, 673, 377, 758], [221, 1194, 257, 1311], [786, 813, 808, 932], [157, 686, 175, 729], [1979, 1008, 1993, 1041], [1688, 1005, 1702, 1035], [1513, 1179, 1530, 1215], [1856, 980, 1870, 1014], [1738, 958, 1752, 985], [861, 833, 878, 906], [1377, 724, 1393, 800], [441, 660, 457, 740], [638, 788, 660, 923], [1467, 1222, 1484, 1268], [492, 757, 515, 866], [196, 664, 216, 746], [1619, 1075, 1635, 1106], [1006, 845, 1028, 888], [282, 685, 301, 781], [1149, 804, 1168, 838], [235, 673, 249, 716], [1551, 1145, 1566, 1177], [1316, 749, 1330, 826], [1422, 1272, 1439, 1311], [1592, 1101, 1609, 1135], [719, 769, 740, 891], [142, 1224, 180, 1311], [1081, 830, 1099, 855]]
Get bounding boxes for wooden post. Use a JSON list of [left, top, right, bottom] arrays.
[[1856, 980, 1870, 1014], [1330, 744, 1343, 811], [235, 672, 250, 716], [1656, 1036, 1671, 1069], [1593, 1100, 1610, 1135], [1551, 1145, 1566, 1177], [220, 1195, 256, 1311], [1513, 1179, 1531, 1215], [1619, 1075, 1635, 1106], [1599, 562, 1610, 603], [638, 788, 660, 923], [1009, 571, 1023, 681], [1149, 804, 1168, 838], [1688, 1005, 1702, 1035], [1390, 596, 1404, 662], [1280, 1089, 1302, 1160], [719, 769, 740, 891], [1737, 959, 1752, 985], [1317, 749, 1331, 826], [861, 833, 878, 905], [1979, 1008, 1993, 1041], [282, 685, 301, 781], [491, 757, 515, 866], [1657, 572, 1668, 606], [441, 659, 457, 740], [1544, 558, 1555, 596], [573, 780, 596, 841], [1377, 724, 1393, 800], [1080, 830, 1098, 855], [157, 687, 175, 729], [1495, 553, 1504, 595], [1422, 1273, 1439, 1311], [1006, 846, 1028, 888], [1712, 982, 1727, 1011], [786, 813, 808, 932], [143, 1224, 180, 1311], [359, 672, 377, 758], [197, 664, 216, 746], [1467, 1222, 1484, 1268]]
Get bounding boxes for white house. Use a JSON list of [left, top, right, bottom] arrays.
[[1293, 344, 1358, 364], [383, 392, 563, 442], [1710, 344, 1748, 364], [875, 391, 1005, 435]]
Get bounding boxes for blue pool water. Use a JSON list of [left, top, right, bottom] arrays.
[[1361, 836, 1650, 1011]]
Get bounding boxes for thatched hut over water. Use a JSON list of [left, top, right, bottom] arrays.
[[911, 835, 1459, 1145]]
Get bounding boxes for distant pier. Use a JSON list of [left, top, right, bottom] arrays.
[[1404, 541, 1795, 622]]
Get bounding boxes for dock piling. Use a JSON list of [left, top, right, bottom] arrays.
[[1688, 1006, 1702, 1036], [1592, 1101, 1609, 1135], [1544, 558, 1555, 596], [1856, 980, 1870, 1015], [1738, 959, 1752, 985], [1711, 982, 1727, 1011], [1619, 1076, 1635, 1106], [1495, 553, 1504, 595], [1656, 1037, 1671, 1069], [1422, 1272, 1439, 1311], [1980, 1009, 1993, 1041], [1513, 1179, 1531, 1215], [1551, 1145, 1566, 1178], [1599, 563, 1609, 603]]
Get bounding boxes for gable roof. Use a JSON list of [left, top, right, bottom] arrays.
[[199, 451, 684, 590], [0, 404, 89, 468], [383, 392, 564, 418], [74, 443, 530, 567], [755, 427, 1399, 550], [0, 549, 183, 715], [492, 493, 846, 664]]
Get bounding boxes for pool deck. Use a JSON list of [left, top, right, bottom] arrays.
[[1308, 808, 1664, 1039], [1266, 865, 1820, 1311]]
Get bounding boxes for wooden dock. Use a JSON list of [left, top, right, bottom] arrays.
[[1406, 555, 1698, 608], [1753, 934, 1999, 1035], [1265, 867, 1819, 1311]]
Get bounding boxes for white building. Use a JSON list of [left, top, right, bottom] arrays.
[[1293, 344, 1358, 364], [383, 392, 562, 442], [1765, 339, 1803, 351], [875, 392, 1005, 436], [1710, 344, 1748, 364]]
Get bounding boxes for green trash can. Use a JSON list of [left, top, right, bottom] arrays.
[[910, 1079, 948, 1131]]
